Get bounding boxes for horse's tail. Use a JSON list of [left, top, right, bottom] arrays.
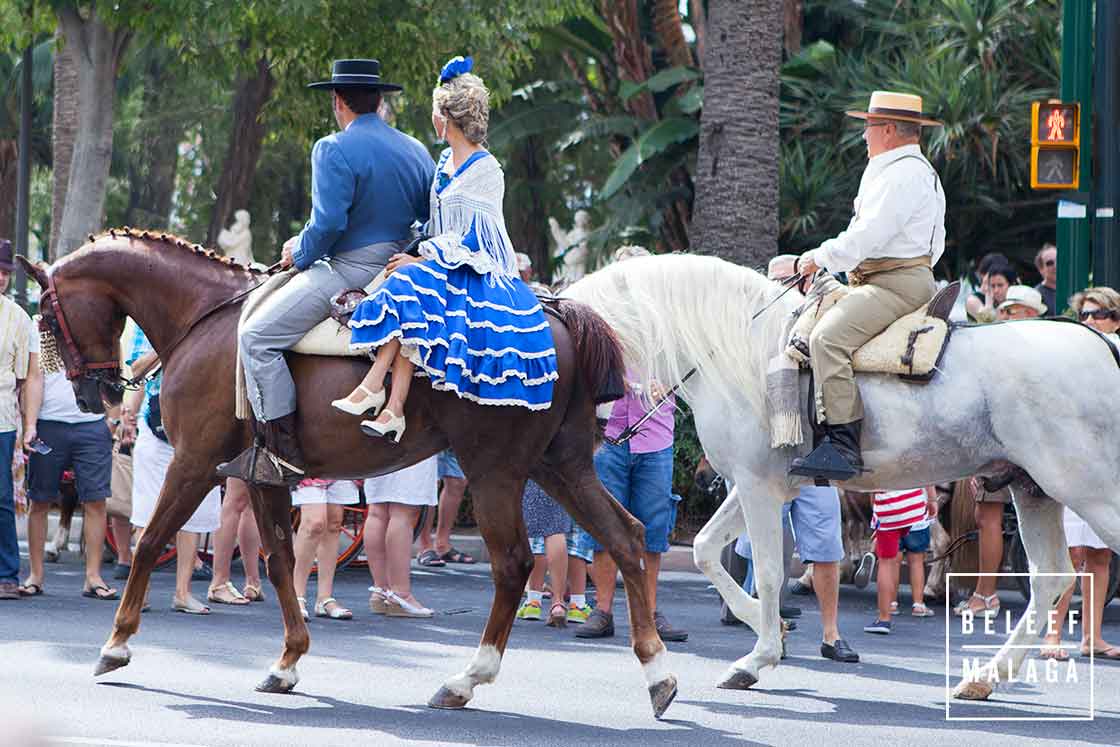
[[554, 300, 626, 404]]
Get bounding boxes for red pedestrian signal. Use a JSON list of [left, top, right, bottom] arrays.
[[1031, 100, 1080, 189]]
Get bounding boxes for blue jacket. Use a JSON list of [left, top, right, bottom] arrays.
[[292, 114, 434, 270]]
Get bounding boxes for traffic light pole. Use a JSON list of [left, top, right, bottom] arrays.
[[1093, 0, 1120, 291], [1056, 0, 1094, 311]]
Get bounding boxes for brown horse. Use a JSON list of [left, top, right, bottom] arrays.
[[18, 230, 678, 718]]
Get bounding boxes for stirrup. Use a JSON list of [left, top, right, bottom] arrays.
[[216, 444, 303, 487], [788, 437, 860, 483]]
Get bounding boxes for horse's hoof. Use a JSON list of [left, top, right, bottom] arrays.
[[649, 675, 678, 719], [952, 680, 993, 701], [716, 668, 758, 690], [428, 685, 471, 710], [93, 654, 129, 677], [255, 672, 297, 694]]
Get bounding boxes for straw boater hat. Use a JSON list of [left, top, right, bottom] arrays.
[[998, 285, 1047, 315], [846, 91, 941, 127]]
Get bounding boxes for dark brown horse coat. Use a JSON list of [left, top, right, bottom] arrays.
[[19, 230, 678, 718]]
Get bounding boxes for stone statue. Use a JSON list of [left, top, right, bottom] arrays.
[[548, 209, 592, 285], [217, 209, 255, 266]]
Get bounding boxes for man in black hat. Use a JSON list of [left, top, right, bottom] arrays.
[[222, 60, 435, 485], [0, 238, 42, 599]]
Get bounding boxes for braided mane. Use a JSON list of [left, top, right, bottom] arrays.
[[89, 226, 262, 273]]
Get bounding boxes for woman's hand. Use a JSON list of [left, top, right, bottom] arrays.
[[798, 253, 819, 277], [386, 253, 421, 274]]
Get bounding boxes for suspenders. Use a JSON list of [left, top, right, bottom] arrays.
[[888, 154, 941, 255]]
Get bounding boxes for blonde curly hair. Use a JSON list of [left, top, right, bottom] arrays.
[[432, 73, 490, 144], [1070, 286, 1120, 314]]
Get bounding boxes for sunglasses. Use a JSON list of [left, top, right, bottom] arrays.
[[1044, 259, 1056, 267], [1079, 309, 1116, 321]]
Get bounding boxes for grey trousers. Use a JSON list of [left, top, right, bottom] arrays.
[[240, 241, 405, 421]]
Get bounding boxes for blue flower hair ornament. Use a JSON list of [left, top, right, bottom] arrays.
[[439, 56, 473, 84]]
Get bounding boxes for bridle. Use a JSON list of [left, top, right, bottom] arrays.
[[39, 272, 128, 387], [40, 264, 280, 391]]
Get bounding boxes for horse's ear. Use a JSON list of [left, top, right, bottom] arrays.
[[15, 256, 48, 288]]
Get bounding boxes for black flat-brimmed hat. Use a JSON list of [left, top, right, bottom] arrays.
[[0, 239, 13, 272], [308, 59, 403, 92]]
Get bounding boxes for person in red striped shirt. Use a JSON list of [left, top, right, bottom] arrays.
[[864, 487, 937, 634]]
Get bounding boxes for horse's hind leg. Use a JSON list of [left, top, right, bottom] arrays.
[[953, 490, 1071, 700], [717, 486, 786, 690], [247, 484, 308, 694], [429, 473, 530, 710], [96, 462, 213, 677], [533, 466, 676, 719], [693, 486, 762, 630]]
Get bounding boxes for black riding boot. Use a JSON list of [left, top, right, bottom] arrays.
[[216, 413, 306, 487], [788, 420, 864, 482]]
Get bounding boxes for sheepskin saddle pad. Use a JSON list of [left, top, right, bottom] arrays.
[[786, 279, 959, 381]]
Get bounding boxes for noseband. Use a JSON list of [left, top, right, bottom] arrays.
[[39, 273, 128, 388]]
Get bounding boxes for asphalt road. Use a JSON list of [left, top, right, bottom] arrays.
[[2, 556, 1119, 747]]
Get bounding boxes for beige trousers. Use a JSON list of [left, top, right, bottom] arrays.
[[809, 264, 936, 424]]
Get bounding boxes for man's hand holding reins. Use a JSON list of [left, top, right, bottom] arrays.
[[280, 236, 298, 268], [797, 252, 820, 277]]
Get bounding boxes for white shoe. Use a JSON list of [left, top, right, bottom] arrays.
[[360, 409, 406, 444], [384, 590, 434, 618], [331, 384, 385, 417]]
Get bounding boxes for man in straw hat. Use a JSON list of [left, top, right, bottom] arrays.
[[221, 60, 435, 486], [789, 91, 945, 482]]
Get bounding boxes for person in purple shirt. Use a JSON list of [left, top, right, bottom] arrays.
[[574, 370, 687, 642]]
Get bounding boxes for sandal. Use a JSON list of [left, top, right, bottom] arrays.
[[242, 583, 266, 602], [438, 547, 475, 564], [18, 582, 44, 597], [953, 592, 999, 617], [1081, 644, 1120, 660], [911, 603, 935, 617], [172, 595, 211, 615], [369, 586, 390, 615], [315, 597, 353, 620], [546, 602, 568, 628], [1039, 645, 1070, 661], [416, 549, 446, 567], [82, 584, 119, 601], [207, 581, 250, 605]]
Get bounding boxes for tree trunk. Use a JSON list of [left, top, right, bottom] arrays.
[[690, 0, 782, 266], [124, 52, 182, 229], [504, 135, 551, 282], [206, 55, 275, 246], [652, 0, 695, 69], [54, 5, 131, 257], [0, 140, 16, 240], [49, 26, 79, 260], [784, 0, 804, 56], [690, 0, 708, 62]]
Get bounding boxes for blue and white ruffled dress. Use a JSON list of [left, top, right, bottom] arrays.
[[348, 150, 558, 410]]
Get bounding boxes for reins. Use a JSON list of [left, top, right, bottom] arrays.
[[603, 272, 805, 446], [45, 260, 284, 390]]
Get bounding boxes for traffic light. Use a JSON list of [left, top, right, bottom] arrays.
[[1030, 100, 1080, 190]]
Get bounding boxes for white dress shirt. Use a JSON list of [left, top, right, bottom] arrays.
[[806, 144, 946, 274]]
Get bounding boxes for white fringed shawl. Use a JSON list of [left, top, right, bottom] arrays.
[[419, 152, 519, 285]]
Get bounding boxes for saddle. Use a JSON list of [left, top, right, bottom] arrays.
[[787, 279, 959, 382]]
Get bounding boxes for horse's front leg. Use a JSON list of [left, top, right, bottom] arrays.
[[693, 486, 760, 630], [248, 484, 308, 694], [718, 487, 787, 691], [429, 473, 530, 711], [95, 460, 213, 677], [953, 491, 1070, 700]]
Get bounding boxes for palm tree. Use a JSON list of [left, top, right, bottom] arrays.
[[691, 0, 783, 266]]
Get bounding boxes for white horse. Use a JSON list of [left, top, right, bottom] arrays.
[[566, 253, 1120, 699]]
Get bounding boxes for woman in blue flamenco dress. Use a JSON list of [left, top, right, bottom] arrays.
[[332, 57, 558, 442]]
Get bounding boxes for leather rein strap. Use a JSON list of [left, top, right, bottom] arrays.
[[44, 265, 280, 389]]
